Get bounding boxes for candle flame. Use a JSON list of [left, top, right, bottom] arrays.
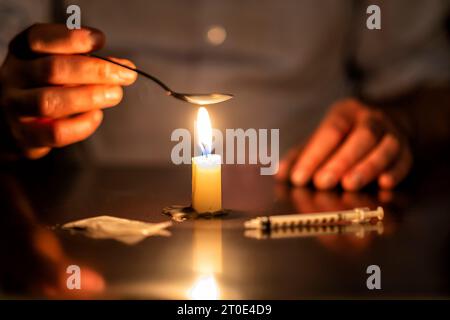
[[196, 107, 212, 155]]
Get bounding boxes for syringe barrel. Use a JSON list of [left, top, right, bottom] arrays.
[[268, 212, 342, 227], [268, 207, 383, 227]]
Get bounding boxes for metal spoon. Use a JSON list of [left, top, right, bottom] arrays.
[[85, 54, 234, 105]]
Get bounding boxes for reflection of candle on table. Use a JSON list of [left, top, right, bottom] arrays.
[[192, 107, 222, 213], [188, 220, 222, 299], [192, 220, 223, 274]]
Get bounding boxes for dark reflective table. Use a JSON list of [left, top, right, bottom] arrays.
[[1, 155, 449, 299]]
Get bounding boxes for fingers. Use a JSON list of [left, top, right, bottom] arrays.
[[281, 99, 413, 191], [342, 134, 400, 190], [313, 118, 383, 190], [23, 147, 52, 159], [6, 24, 136, 87], [313, 117, 384, 189], [378, 146, 413, 189], [1, 24, 136, 159], [290, 102, 354, 186], [106, 56, 136, 69], [28, 24, 105, 54], [276, 144, 303, 181], [6, 85, 123, 118], [15, 109, 103, 148], [26, 55, 137, 86]]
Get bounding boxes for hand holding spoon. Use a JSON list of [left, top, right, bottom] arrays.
[[86, 54, 234, 105]]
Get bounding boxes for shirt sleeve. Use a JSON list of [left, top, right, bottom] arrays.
[[354, 0, 450, 100]]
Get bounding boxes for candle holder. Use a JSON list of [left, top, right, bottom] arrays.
[[162, 205, 229, 222]]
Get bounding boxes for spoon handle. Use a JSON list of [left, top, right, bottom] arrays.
[[82, 53, 173, 94]]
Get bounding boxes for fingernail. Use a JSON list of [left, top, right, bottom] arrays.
[[119, 69, 136, 82], [316, 171, 337, 189], [379, 174, 394, 189], [292, 169, 309, 186], [88, 29, 104, 47], [346, 172, 362, 190], [93, 110, 103, 122], [104, 87, 122, 101]]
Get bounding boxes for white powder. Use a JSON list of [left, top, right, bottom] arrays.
[[62, 216, 172, 245]]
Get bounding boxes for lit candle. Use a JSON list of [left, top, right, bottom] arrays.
[[192, 107, 222, 213]]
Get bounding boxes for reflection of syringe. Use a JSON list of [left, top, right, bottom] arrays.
[[244, 207, 384, 230], [245, 221, 384, 240]]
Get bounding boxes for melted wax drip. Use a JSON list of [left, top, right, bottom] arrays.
[[162, 205, 229, 222]]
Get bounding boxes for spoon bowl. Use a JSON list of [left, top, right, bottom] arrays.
[[171, 92, 233, 105]]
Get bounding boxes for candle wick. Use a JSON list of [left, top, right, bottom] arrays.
[[200, 143, 208, 157]]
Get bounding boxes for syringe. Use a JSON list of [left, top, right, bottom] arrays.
[[245, 221, 384, 240], [244, 207, 384, 230]]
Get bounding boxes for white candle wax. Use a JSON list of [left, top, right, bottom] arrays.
[[192, 154, 222, 213]]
